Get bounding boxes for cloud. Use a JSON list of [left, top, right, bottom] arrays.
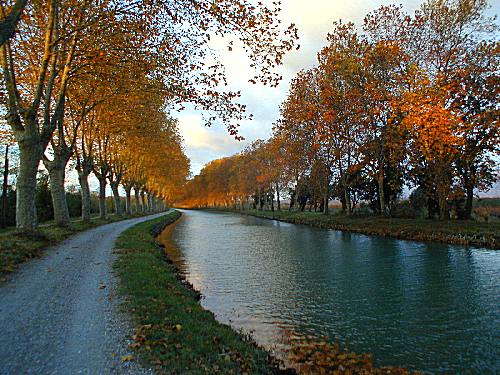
[[178, 113, 252, 174], [179, 114, 240, 153]]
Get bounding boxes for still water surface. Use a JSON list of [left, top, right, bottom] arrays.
[[159, 210, 499, 373]]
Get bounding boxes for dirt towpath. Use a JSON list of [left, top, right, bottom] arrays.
[[0, 213, 166, 374]]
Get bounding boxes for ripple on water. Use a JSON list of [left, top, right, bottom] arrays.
[[162, 210, 500, 374]]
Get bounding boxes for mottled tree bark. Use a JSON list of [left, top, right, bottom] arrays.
[[464, 186, 474, 220], [76, 153, 93, 223], [110, 181, 122, 216], [438, 193, 449, 220], [151, 195, 157, 212], [134, 188, 141, 213], [147, 193, 152, 213], [140, 191, 147, 212], [124, 185, 132, 215], [97, 176, 107, 219], [44, 145, 72, 227], [275, 183, 280, 211], [46, 164, 70, 226], [378, 170, 387, 216], [78, 169, 91, 223], [345, 188, 352, 216], [1, 145, 9, 228], [16, 139, 43, 229]]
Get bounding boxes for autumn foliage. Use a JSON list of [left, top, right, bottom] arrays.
[[0, 0, 297, 228], [177, 0, 499, 221]]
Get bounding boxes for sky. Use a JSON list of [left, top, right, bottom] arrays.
[[176, 0, 425, 175]]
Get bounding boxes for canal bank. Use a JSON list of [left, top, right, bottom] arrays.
[[218, 209, 500, 249], [114, 211, 286, 374]]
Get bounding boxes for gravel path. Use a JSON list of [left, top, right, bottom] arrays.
[[0, 213, 166, 375]]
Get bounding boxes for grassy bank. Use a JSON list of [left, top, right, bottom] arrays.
[[0, 213, 150, 280], [114, 211, 281, 375], [236, 209, 500, 249]]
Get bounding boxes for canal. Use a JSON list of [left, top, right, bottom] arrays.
[[158, 210, 499, 373]]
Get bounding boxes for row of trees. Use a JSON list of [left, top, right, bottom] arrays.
[[176, 0, 499, 220], [1, 0, 298, 229]]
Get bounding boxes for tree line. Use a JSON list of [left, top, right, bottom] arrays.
[[176, 0, 499, 220], [0, 0, 298, 229]]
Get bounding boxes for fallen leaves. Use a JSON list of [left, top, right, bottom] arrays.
[[129, 323, 153, 350], [288, 338, 419, 375]]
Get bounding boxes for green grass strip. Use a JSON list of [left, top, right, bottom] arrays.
[[114, 211, 278, 375]]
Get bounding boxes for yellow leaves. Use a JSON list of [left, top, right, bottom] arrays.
[[121, 355, 134, 362]]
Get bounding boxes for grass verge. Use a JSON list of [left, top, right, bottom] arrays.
[[114, 211, 282, 375], [236, 209, 499, 249], [0, 213, 149, 279]]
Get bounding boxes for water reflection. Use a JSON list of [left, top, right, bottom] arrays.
[[160, 210, 500, 373]]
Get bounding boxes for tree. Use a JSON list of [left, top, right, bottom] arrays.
[[1, 0, 80, 229], [1, 0, 298, 229], [0, 0, 27, 46]]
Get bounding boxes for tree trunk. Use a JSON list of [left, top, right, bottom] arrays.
[[438, 192, 449, 220], [140, 191, 147, 212], [464, 186, 474, 220], [152, 195, 157, 212], [78, 169, 91, 223], [378, 170, 387, 216], [16, 141, 42, 230], [0, 0, 28, 46], [147, 193, 152, 212], [276, 183, 280, 211], [47, 165, 70, 226], [345, 188, 352, 216], [124, 185, 132, 215], [44, 146, 72, 227], [323, 176, 329, 215], [110, 182, 122, 216], [340, 190, 347, 212], [98, 177, 107, 219], [1, 145, 9, 228], [134, 188, 141, 213]]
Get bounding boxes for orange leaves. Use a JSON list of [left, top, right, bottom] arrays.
[[176, 0, 498, 220], [175, 137, 285, 208], [288, 338, 417, 375], [401, 93, 464, 163]]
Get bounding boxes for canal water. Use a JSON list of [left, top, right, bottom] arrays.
[[158, 210, 499, 373]]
